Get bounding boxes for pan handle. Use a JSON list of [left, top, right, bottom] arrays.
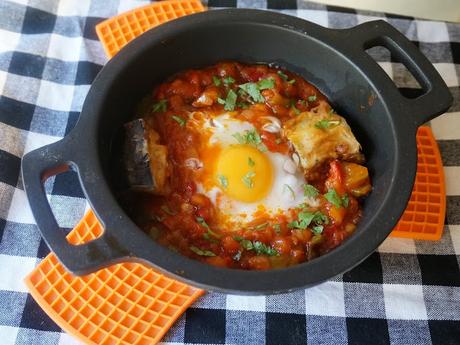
[[21, 138, 129, 275], [345, 20, 452, 126]]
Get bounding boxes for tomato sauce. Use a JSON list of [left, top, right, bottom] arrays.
[[123, 62, 371, 270]]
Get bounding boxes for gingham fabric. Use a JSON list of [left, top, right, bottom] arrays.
[[0, 0, 459, 344]]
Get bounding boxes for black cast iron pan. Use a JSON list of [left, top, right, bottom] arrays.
[[21, 9, 452, 294]]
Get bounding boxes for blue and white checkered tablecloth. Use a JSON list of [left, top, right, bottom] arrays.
[[0, 0, 459, 344]]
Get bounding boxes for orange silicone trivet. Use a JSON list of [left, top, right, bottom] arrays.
[[95, 0, 205, 58], [25, 211, 204, 345], [390, 126, 446, 240]]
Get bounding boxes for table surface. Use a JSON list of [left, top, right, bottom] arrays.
[[0, 1, 459, 344]]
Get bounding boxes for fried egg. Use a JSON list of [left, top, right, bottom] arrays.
[[189, 113, 311, 228]]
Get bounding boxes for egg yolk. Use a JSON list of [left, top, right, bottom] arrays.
[[216, 145, 273, 203]]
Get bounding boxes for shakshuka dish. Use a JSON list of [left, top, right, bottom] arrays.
[[121, 62, 372, 270]]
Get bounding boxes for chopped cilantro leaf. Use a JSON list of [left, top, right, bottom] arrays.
[[171, 115, 186, 127], [288, 79, 296, 84], [288, 210, 328, 230], [314, 119, 341, 130], [190, 246, 216, 257], [241, 239, 254, 251], [244, 130, 262, 145], [342, 194, 350, 208], [248, 157, 255, 167], [312, 225, 324, 234], [324, 189, 343, 208], [232, 132, 245, 144], [196, 216, 209, 228], [217, 97, 226, 105], [253, 241, 278, 256], [242, 171, 256, 188], [223, 76, 235, 86], [308, 95, 317, 102], [212, 76, 221, 86], [234, 237, 278, 256], [284, 184, 296, 199], [218, 174, 228, 189], [152, 99, 167, 113], [278, 70, 289, 80], [239, 82, 264, 103], [303, 184, 319, 198], [223, 89, 237, 111], [196, 217, 221, 238], [237, 102, 249, 109], [288, 211, 316, 230], [232, 129, 266, 151], [257, 78, 275, 90]]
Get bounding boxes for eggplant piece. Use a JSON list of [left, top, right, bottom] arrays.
[[123, 118, 169, 194]]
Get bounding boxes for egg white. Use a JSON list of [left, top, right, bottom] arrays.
[[195, 114, 311, 224]]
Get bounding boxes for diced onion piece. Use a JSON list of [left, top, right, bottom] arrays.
[[184, 158, 203, 170], [283, 158, 297, 174]]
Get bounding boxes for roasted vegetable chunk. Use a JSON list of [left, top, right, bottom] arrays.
[[284, 101, 363, 175], [123, 118, 169, 194]]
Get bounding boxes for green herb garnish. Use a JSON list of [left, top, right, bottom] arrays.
[[222, 89, 237, 111], [284, 184, 295, 199], [212, 76, 221, 86], [303, 184, 319, 198], [233, 236, 244, 242], [314, 119, 341, 130], [288, 210, 328, 230], [308, 95, 317, 102], [278, 70, 289, 80], [232, 129, 267, 151], [248, 157, 255, 167], [234, 237, 278, 256], [288, 79, 296, 84], [237, 102, 249, 109], [196, 217, 221, 238], [240, 239, 254, 251], [273, 224, 281, 234], [312, 225, 324, 235], [190, 246, 216, 257], [253, 241, 278, 256], [238, 78, 274, 103], [324, 189, 349, 208], [223, 76, 235, 86], [152, 99, 168, 113], [218, 174, 228, 189], [257, 78, 275, 90], [239, 82, 264, 103], [171, 115, 186, 127], [242, 171, 256, 188]]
